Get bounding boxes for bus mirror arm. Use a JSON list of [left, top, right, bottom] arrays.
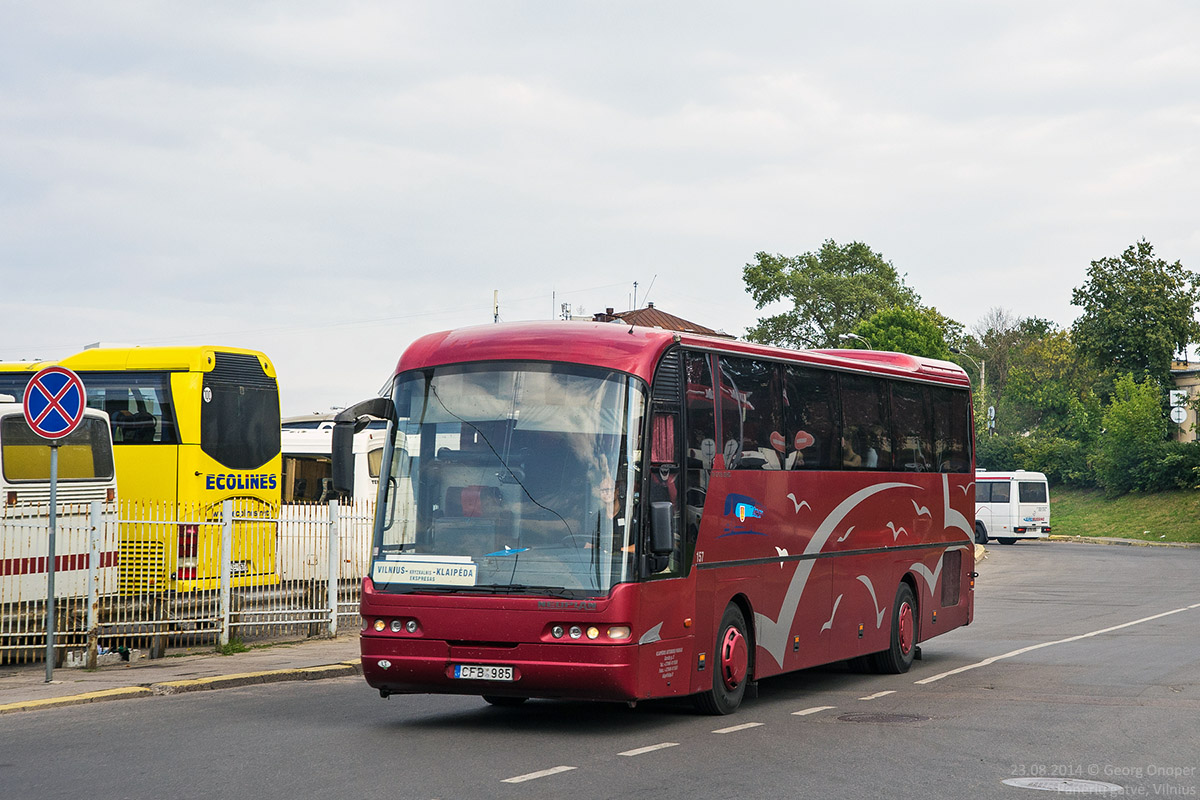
[[332, 397, 396, 495], [649, 501, 673, 556]]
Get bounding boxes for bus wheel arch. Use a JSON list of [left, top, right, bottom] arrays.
[[869, 579, 919, 674], [975, 521, 989, 545], [694, 598, 754, 715]]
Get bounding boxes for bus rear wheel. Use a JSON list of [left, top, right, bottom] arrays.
[[869, 582, 917, 674], [998, 538, 1016, 545], [694, 604, 750, 715], [975, 522, 989, 545]]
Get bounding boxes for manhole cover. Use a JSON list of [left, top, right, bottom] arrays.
[[1002, 778, 1124, 793], [836, 712, 930, 724]]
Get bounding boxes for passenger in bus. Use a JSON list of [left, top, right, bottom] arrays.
[[842, 434, 863, 468]]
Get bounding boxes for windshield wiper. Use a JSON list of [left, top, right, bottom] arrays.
[[469, 584, 579, 598]]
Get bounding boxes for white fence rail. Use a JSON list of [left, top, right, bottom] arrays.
[[1, 498, 374, 665]]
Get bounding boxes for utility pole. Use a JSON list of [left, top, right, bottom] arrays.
[[493, 290, 499, 323]]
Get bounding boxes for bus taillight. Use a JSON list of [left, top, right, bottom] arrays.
[[177, 524, 199, 580], [6, 491, 15, 506], [106, 488, 116, 503]]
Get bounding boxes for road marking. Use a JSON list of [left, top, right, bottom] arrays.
[[502, 766, 576, 783], [916, 604, 1200, 685], [858, 690, 895, 700], [619, 742, 680, 757], [792, 705, 836, 716], [712, 722, 764, 734]]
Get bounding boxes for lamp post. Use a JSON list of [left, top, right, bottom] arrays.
[[949, 346, 991, 435], [948, 346, 985, 397], [838, 332, 873, 349]]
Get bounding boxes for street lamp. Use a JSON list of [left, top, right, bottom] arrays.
[[948, 346, 985, 395], [838, 333, 873, 349]]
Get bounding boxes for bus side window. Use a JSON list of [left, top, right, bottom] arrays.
[[840, 374, 892, 470], [991, 482, 1010, 504], [784, 365, 836, 469], [892, 382, 932, 472]]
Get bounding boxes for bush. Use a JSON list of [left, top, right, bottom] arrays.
[[1093, 374, 1168, 496]]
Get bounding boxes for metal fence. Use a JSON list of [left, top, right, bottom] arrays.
[[0, 498, 374, 666]]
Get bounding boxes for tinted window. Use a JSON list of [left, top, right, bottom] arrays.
[[201, 353, 281, 470], [1019, 481, 1048, 503], [892, 382, 933, 472], [720, 357, 784, 470], [783, 366, 838, 469], [0, 371, 179, 446], [990, 482, 1010, 503], [840, 374, 892, 470], [932, 386, 972, 472]]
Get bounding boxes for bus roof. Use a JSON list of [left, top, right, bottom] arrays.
[[0, 345, 276, 378], [395, 321, 971, 387]]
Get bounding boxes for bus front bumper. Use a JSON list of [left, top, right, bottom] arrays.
[[360, 634, 643, 702]]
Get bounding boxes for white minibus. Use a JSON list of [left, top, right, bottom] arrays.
[[974, 470, 1051, 545]]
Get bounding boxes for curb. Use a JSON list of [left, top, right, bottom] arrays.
[[1047, 535, 1200, 549], [0, 659, 362, 716], [0, 687, 154, 715]]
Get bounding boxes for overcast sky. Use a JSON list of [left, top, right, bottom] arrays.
[[2, 2, 1197, 415]]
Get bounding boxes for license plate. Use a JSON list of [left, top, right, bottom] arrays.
[[454, 664, 515, 681]]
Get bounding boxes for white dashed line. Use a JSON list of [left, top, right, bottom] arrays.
[[502, 766, 577, 783], [792, 705, 836, 716], [712, 722, 765, 734], [619, 742, 680, 757], [858, 690, 895, 700], [915, 604, 1200, 685]]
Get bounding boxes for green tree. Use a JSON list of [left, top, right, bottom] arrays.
[[851, 306, 953, 360], [1071, 240, 1200, 386], [1002, 327, 1099, 438], [1093, 373, 1167, 496], [743, 240, 919, 349]]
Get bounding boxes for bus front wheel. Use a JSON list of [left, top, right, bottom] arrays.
[[694, 604, 750, 715], [870, 582, 917, 674], [975, 522, 989, 545]]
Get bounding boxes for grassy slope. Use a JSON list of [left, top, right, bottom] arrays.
[[1050, 486, 1200, 543]]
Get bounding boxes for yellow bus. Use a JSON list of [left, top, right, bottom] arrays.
[[0, 345, 281, 593]]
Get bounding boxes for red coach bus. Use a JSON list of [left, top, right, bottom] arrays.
[[334, 321, 975, 714]]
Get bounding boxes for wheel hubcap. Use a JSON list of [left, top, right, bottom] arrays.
[[898, 602, 914, 655], [720, 626, 749, 690]]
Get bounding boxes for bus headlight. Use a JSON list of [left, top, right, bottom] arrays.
[[391, 619, 403, 632], [373, 619, 386, 632], [586, 626, 600, 640], [607, 626, 632, 640], [405, 619, 418, 634], [568, 625, 583, 639], [551, 625, 565, 639]]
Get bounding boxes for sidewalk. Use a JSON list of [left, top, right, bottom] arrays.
[[0, 635, 361, 715]]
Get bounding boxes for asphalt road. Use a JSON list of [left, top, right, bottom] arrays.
[[4, 541, 1198, 800]]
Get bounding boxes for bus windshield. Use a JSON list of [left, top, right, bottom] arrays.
[[374, 362, 646, 597]]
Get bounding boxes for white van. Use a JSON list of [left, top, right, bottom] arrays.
[[974, 470, 1051, 545]]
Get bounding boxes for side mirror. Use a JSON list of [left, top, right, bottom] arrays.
[[650, 501, 674, 555], [332, 397, 396, 496]]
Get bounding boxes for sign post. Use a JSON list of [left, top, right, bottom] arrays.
[[22, 366, 87, 682]]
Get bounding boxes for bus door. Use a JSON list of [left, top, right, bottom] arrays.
[[635, 352, 695, 699]]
